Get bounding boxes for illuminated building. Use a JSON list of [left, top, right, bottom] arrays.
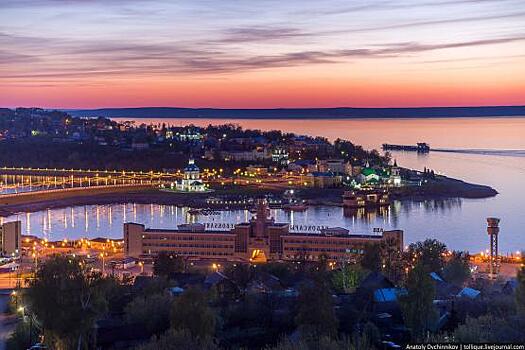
[[124, 201, 403, 262], [304, 171, 343, 188], [271, 148, 289, 165], [389, 160, 402, 186], [174, 158, 206, 192], [343, 190, 390, 208], [0, 221, 21, 256]]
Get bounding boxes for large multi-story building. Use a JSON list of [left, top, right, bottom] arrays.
[[124, 201, 403, 262], [0, 221, 22, 256]]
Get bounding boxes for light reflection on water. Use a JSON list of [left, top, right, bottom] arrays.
[[1, 117, 525, 253], [0, 198, 472, 248], [0, 174, 84, 195]]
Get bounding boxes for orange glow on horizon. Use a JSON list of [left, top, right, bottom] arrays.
[[4, 76, 524, 109]]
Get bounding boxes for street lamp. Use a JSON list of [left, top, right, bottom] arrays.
[[100, 253, 105, 275], [11, 290, 17, 309]]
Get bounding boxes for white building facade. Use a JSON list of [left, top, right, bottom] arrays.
[[175, 158, 206, 192]]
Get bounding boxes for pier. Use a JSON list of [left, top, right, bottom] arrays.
[[382, 142, 430, 153]]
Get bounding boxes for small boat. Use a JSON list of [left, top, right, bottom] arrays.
[[282, 203, 308, 212], [187, 208, 202, 215]]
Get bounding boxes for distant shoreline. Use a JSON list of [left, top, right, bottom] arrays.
[[64, 106, 525, 119]]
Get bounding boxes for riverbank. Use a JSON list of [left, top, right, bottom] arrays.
[[0, 175, 497, 216]]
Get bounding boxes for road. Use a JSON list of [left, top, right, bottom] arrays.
[[0, 291, 16, 350]]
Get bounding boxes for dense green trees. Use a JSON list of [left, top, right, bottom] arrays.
[[453, 315, 525, 343], [223, 263, 254, 289], [6, 321, 35, 350], [295, 282, 338, 338], [133, 329, 218, 350], [11, 238, 523, 349], [332, 264, 364, 293], [407, 239, 447, 272], [361, 239, 404, 283], [379, 237, 405, 283], [360, 244, 382, 272], [399, 263, 438, 338], [153, 252, 185, 278], [124, 292, 173, 335], [24, 255, 115, 350], [171, 287, 216, 339], [443, 251, 471, 286]]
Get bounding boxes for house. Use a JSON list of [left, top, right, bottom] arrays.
[[288, 160, 316, 173], [221, 148, 270, 162], [113, 257, 136, 270], [316, 159, 353, 174], [246, 272, 285, 294], [204, 271, 240, 299], [246, 165, 269, 177], [131, 137, 149, 150], [89, 237, 123, 251], [430, 272, 480, 301], [271, 148, 289, 165], [354, 272, 408, 339], [355, 271, 396, 304], [305, 171, 342, 188]]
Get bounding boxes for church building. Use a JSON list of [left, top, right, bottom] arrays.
[[175, 158, 206, 192]]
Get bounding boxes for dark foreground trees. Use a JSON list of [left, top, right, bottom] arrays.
[[153, 252, 185, 278], [516, 266, 525, 315], [171, 287, 216, 339], [399, 263, 438, 338], [407, 239, 447, 273], [124, 292, 173, 335], [134, 329, 217, 350], [24, 255, 116, 350], [443, 251, 471, 286], [295, 281, 338, 338], [9, 239, 523, 349], [452, 314, 525, 343]]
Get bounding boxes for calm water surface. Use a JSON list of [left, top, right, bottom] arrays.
[[4, 117, 525, 253]]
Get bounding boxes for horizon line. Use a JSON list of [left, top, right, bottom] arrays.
[[3, 104, 525, 111]]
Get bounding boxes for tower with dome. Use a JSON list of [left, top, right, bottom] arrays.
[[175, 157, 206, 192]]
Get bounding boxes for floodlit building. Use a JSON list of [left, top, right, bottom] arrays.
[[124, 201, 403, 262], [271, 148, 289, 165], [316, 159, 353, 174], [304, 171, 343, 188], [389, 160, 402, 186], [0, 221, 21, 256], [175, 158, 206, 192]]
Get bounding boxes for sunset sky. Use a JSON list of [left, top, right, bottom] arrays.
[[1, 0, 525, 108]]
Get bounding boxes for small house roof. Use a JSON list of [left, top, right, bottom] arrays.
[[456, 287, 480, 299], [373, 288, 407, 303], [362, 168, 377, 176]]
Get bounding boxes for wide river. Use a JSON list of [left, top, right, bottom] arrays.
[[2, 117, 525, 254]]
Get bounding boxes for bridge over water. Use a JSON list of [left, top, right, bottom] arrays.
[[0, 166, 183, 195], [0, 166, 190, 207]]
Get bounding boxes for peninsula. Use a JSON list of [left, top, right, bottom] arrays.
[[0, 108, 497, 216]]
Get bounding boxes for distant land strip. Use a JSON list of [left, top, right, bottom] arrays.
[[64, 106, 525, 119]]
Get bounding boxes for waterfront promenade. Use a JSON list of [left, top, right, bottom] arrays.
[[0, 184, 155, 206]]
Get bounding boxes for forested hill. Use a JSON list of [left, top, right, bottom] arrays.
[[66, 106, 525, 119]]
